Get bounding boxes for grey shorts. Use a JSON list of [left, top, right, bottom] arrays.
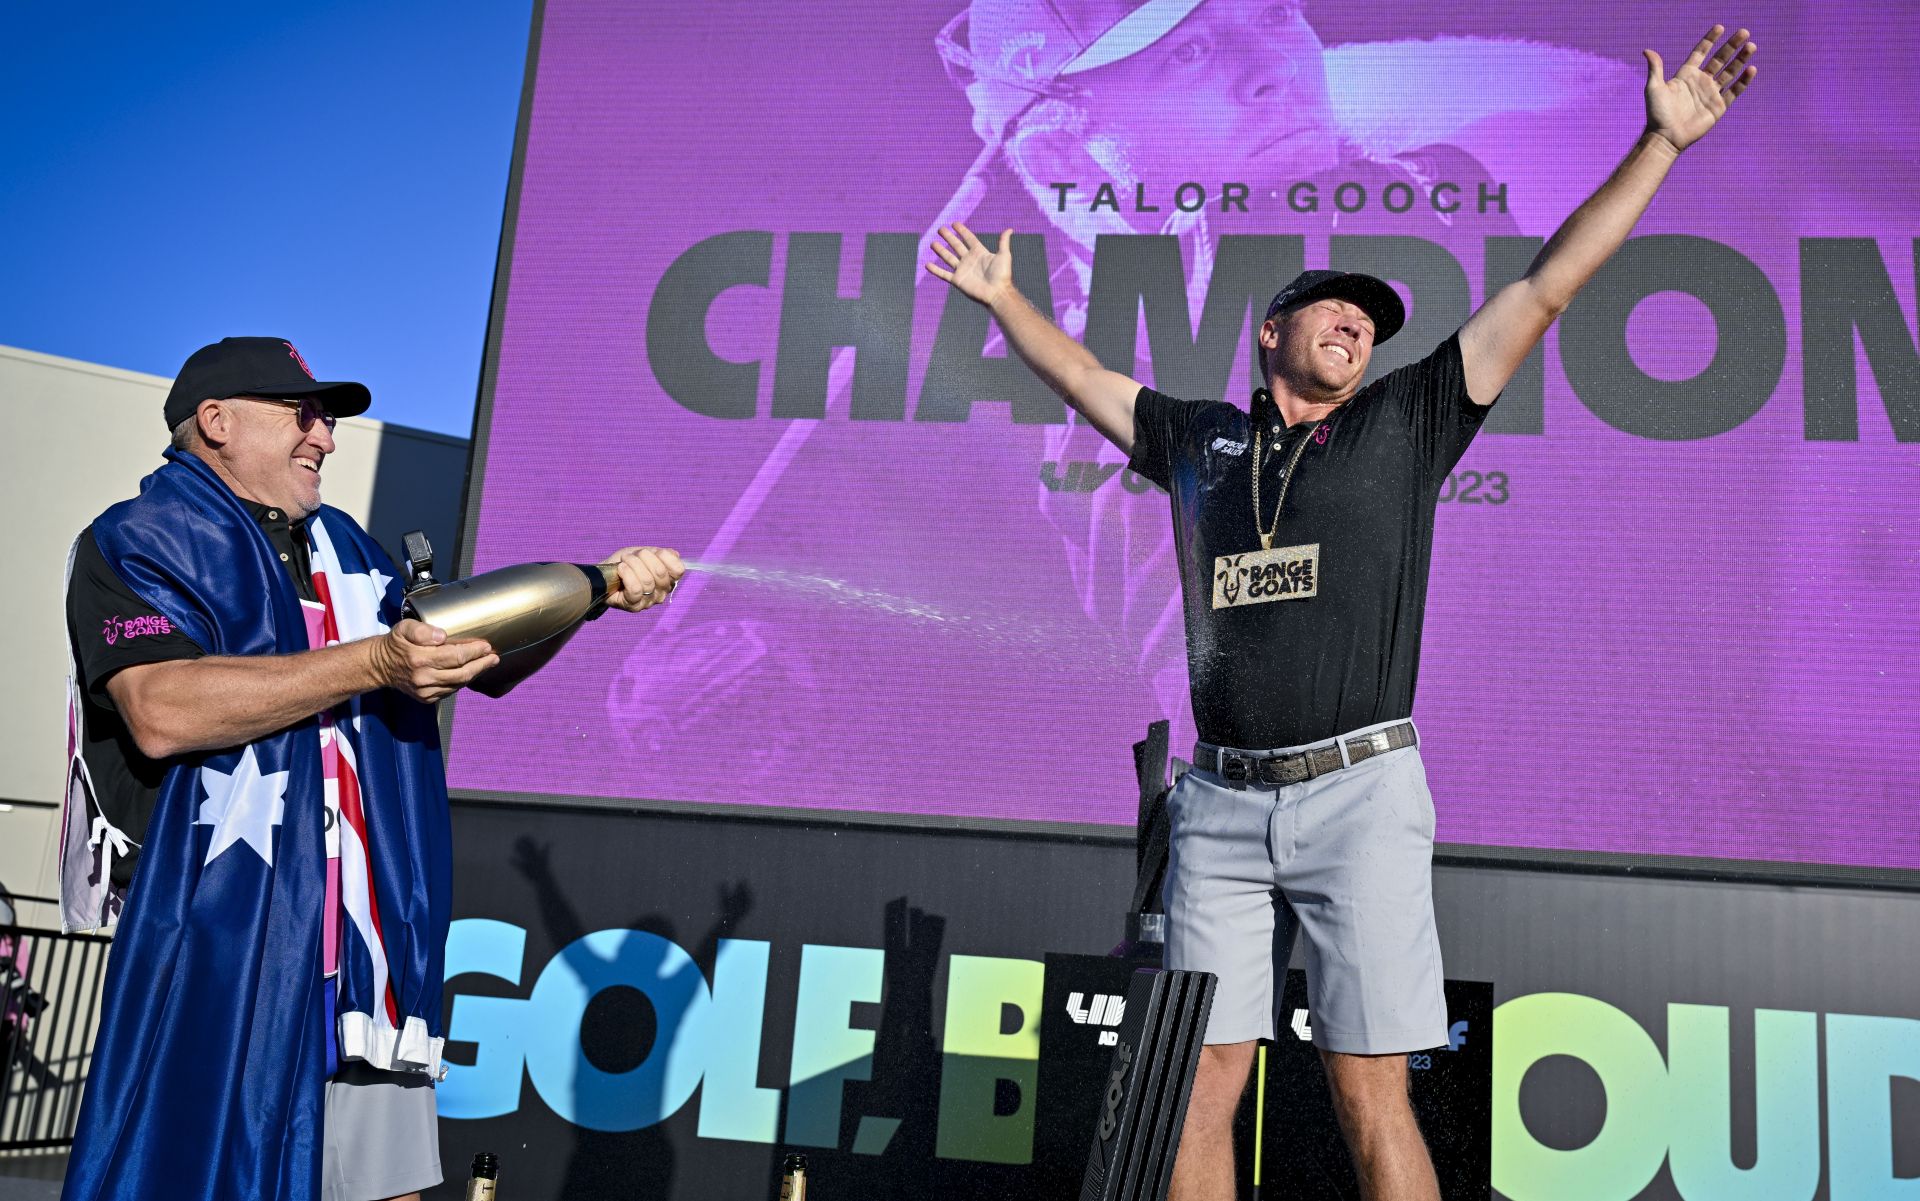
[[322, 1060, 442, 1201], [1162, 718, 1448, 1055]]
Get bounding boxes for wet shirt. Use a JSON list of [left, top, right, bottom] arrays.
[[66, 501, 314, 882], [1127, 333, 1490, 749]]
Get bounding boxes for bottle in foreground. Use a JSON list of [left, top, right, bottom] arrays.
[[465, 1151, 500, 1201], [778, 1152, 808, 1200]]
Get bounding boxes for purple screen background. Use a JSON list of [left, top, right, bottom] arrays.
[[451, 0, 1920, 873]]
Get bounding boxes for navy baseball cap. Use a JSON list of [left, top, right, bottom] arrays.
[[162, 337, 371, 432], [1263, 270, 1405, 345]]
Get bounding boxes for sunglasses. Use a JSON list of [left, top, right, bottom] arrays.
[[244, 395, 338, 433]]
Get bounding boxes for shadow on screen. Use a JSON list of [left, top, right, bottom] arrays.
[[766, 896, 946, 1192], [765, 895, 1050, 1199], [509, 835, 754, 1199]]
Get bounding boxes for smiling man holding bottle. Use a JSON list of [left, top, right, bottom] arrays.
[[59, 336, 684, 1201]]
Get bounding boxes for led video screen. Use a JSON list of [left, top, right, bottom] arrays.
[[452, 0, 1920, 876]]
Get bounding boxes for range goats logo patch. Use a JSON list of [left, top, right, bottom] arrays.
[[1212, 544, 1319, 609], [101, 615, 175, 645]]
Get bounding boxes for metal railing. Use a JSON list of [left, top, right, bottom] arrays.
[[2, 904, 111, 1151]]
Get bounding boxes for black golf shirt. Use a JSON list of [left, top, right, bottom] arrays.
[[1128, 332, 1491, 750], [65, 501, 316, 883]]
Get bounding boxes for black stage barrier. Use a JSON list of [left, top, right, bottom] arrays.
[[1075, 966, 1214, 1201]]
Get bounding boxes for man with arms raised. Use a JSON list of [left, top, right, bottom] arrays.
[[929, 26, 1756, 1200]]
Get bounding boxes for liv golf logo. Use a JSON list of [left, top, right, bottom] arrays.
[[1067, 991, 1128, 1047]]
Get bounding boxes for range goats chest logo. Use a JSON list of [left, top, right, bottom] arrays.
[[1067, 990, 1127, 1047], [1212, 544, 1320, 609]]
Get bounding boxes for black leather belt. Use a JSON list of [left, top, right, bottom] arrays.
[[1196, 722, 1418, 787]]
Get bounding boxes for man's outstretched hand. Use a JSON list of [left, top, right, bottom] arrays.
[[603, 546, 686, 613], [926, 222, 1014, 308], [1644, 24, 1758, 154]]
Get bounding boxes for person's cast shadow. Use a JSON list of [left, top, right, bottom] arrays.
[[510, 835, 752, 1200]]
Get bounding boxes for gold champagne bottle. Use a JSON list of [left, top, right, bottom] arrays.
[[465, 1151, 499, 1201], [398, 530, 616, 655], [396, 530, 619, 697]]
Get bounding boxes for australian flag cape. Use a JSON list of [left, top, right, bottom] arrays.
[[60, 449, 450, 1201]]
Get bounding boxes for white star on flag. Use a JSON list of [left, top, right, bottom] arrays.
[[196, 744, 290, 867]]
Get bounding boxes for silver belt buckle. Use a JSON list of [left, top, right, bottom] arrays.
[[1347, 729, 1390, 761]]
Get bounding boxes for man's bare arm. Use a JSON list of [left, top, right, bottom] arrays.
[[108, 620, 497, 760], [927, 223, 1143, 453], [1460, 24, 1758, 405]]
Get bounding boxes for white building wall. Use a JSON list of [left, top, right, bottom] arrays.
[[0, 345, 468, 925]]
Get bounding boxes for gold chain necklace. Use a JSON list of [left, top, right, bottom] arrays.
[[1251, 419, 1315, 552]]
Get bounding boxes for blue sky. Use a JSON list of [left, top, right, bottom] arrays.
[[2, 1, 534, 437]]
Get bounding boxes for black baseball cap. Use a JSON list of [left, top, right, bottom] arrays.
[[1262, 270, 1405, 345], [162, 337, 371, 432]]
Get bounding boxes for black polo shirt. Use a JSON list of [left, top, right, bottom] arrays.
[[66, 501, 315, 883], [1127, 332, 1490, 749]]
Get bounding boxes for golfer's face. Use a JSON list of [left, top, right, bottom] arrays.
[[1072, 0, 1341, 187], [1269, 299, 1374, 393]]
